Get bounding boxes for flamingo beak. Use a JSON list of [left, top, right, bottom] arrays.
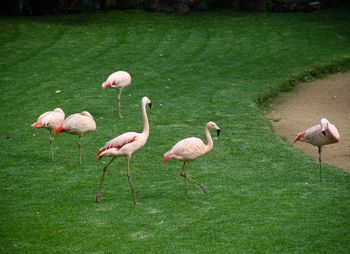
[[149, 102, 152, 109], [216, 129, 221, 137]]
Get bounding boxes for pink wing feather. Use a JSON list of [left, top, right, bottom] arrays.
[[97, 132, 138, 157]]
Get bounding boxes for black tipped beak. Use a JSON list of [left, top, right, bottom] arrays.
[[217, 129, 221, 137], [321, 130, 326, 136], [149, 102, 152, 109]]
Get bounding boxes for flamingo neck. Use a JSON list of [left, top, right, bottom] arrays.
[[141, 103, 149, 137], [204, 126, 213, 153]]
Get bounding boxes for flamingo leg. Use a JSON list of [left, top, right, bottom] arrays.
[[180, 162, 188, 200], [116, 88, 123, 118], [49, 129, 55, 161], [96, 157, 116, 203], [126, 158, 140, 205], [180, 162, 206, 198], [318, 146, 322, 182], [78, 135, 82, 165]]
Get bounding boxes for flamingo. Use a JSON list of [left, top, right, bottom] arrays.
[[96, 96, 152, 204], [31, 108, 65, 160], [294, 118, 340, 182], [102, 70, 132, 118], [54, 111, 96, 165], [162, 121, 221, 199]]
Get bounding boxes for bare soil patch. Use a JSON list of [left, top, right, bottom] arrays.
[[268, 71, 350, 171]]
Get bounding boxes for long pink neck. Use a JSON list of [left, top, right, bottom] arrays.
[[204, 126, 213, 153], [141, 102, 149, 137]]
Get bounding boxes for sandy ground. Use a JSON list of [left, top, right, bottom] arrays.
[[268, 71, 350, 171]]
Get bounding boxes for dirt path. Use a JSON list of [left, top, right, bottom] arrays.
[[268, 71, 350, 171]]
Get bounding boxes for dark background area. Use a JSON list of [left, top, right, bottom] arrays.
[[1, 0, 349, 15]]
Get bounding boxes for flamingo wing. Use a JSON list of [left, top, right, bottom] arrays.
[[64, 113, 96, 134], [328, 123, 340, 143], [32, 111, 52, 128], [171, 137, 206, 160], [97, 132, 138, 156]]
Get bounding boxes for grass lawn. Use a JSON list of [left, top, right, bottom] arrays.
[[1, 7, 350, 253]]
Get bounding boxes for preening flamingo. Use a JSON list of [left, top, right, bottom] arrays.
[[31, 108, 65, 160], [102, 70, 132, 118], [162, 121, 221, 199], [54, 111, 96, 165], [96, 96, 152, 204], [294, 118, 340, 182]]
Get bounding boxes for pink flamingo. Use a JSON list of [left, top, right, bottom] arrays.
[[96, 97, 152, 204], [31, 108, 65, 160], [294, 118, 340, 182], [54, 111, 96, 165], [102, 70, 132, 118], [162, 121, 221, 199]]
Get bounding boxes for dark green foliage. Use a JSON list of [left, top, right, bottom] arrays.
[[1, 8, 350, 253]]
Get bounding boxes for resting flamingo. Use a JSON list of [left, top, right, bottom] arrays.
[[162, 121, 221, 199], [54, 111, 96, 165], [294, 118, 340, 182], [31, 108, 65, 160], [102, 70, 132, 118], [96, 96, 152, 204]]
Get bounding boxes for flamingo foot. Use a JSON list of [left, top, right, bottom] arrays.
[[96, 193, 101, 203], [199, 185, 206, 193], [134, 200, 142, 205]]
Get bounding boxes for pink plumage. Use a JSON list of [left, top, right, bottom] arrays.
[[163, 121, 221, 199], [96, 133, 138, 158], [294, 118, 340, 146], [294, 118, 340, 181], [54, 111, 96, 165], [31, 108, 65, 161], [31, 108, 65, 130], [96, 97, 152, 204], [101, 71, 131, 90], [54, 111, 96, 135], [101, 70, 132, 118]]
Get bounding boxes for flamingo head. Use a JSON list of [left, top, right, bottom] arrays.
[[142, 97, 152, 108], [320, 118, 329, 136], [101, 82, 110, 90], [206, 121, 221, 137], [293, 132, 305, 144]]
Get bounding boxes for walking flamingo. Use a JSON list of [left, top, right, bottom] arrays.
[[54, 111, 96, 165], [162, 121, 221, 199], [294, 118, 340, 182], [102, 70, 132, 118], [31, 108, 65, 160], [96, 96, 152, 204]]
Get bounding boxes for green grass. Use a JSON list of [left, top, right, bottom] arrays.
[[1, 8, 350, 253]]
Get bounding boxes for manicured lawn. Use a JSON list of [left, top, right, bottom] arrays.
[[1, 8, 350, 253]]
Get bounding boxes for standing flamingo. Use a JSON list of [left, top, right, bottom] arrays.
[[96, 96, 152, 204], [54, 111, 96, 165], [162, 121, 221, 199], [31, 108, 65, 160], [294, 118, 340, 182], [102, 70, 132, 118]]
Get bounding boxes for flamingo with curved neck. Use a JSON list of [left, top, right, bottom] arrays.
[[31, 108, 65, 161], [162, 121, 221, 199], [96, 96, 152, 204], [294, 117, 340, 182]]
